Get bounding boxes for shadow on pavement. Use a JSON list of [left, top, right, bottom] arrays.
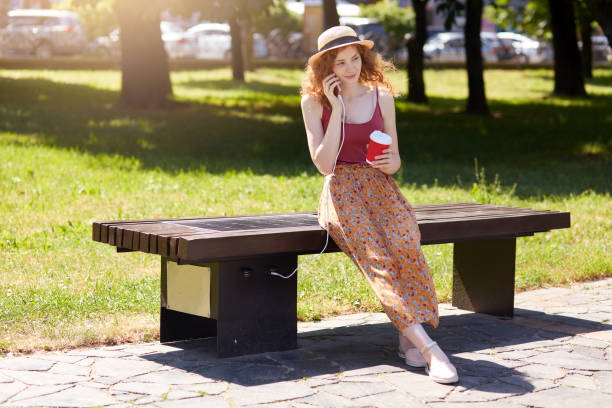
[[136, 308, 610, 390]]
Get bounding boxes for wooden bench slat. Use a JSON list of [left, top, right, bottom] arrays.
[[94, 202, 520, 245], [92, 222, 103, 242], [93, 203, 570, 262], [133, 209, 558, 246], [92, 202, 481, 239], [415, 208, 557, 221], [139, 232, 150, 253], [175, 211, 569, 261], [108, 226, 117, 246], [105, 206, 559, 252]]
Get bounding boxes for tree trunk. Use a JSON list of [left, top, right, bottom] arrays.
[[548, 0, 586, 96], [0, 0, 9, 29], [585, 0, 612, 46], [115, 0, 172, 109], [407, 0, 428, 104], [464, 0, 489, 115], [244, 16, 254, 72], [580, 17, 593, 79], [229, 13, 245, 81], [323, 0, 340, 29]]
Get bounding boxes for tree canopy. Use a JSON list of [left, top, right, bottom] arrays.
[[360, 0, 415, 51]]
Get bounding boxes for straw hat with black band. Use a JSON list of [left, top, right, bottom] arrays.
[[308, 26, 374, 66]]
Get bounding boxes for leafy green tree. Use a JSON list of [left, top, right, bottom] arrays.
[[0, 0, 10, 29], [488, 0, 611, 47], [548, 0, 586, 96], [59, 0, 281, 108], [576, 0, 595, 78], [583, 0, 612, 45], [359, 0, 415, 51], [437, 0, 489, 115], [116, 0, 172, 108], [323, 0, 340, 29], [52, 0, 170, 108], [406, 0, 429, 103], [487, 0, 587, 96], [486, 0, 550, 39], [178, 0, 274, 80], [56, 0, 117, 39], [252, 0, 302, 37]]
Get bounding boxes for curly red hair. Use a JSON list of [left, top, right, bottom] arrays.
[[300, 44, 395, 108]]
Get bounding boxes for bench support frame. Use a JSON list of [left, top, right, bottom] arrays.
[[159, 237, 518, 357], [161, 255, 298, 357], [452, 237, 516, 317]]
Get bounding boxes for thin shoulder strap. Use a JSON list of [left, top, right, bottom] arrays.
[[372, 86, 379, 113]]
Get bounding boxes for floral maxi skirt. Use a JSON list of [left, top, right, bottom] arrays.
[[318, 164, 439, 331]]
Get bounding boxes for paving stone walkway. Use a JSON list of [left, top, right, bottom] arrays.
[[1, 278, 611, 408]]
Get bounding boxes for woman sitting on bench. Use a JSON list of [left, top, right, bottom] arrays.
[[300, 26, 458, 384]]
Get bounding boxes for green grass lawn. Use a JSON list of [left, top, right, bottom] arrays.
[[0, 67, 610, 353]]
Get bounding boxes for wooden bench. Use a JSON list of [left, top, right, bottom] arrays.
[[92, 202, 570, 357]]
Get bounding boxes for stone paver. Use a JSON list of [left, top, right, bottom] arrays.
[[0, 278, 609, 407], [0, 359, 53, 372], [10, 385, 116, 407]]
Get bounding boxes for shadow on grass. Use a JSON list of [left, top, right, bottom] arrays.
[[0, 75, 610, 198], [138, 308, 611, 388], [179, 78, 300, 96]]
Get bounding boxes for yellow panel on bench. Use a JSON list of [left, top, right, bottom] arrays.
[[166, 261, 212, 318]]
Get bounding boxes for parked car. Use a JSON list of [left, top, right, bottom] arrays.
[[424, 32, 505, 63], [585, 35, 612, 62], [340, 16, 394, 60], [3, 8, 87, 57], [161, 20, 197, 59], [91, 28, 120, 57], [253, 33, 268, 59], [496, 32, 549, 63], [188, 22, 231, 60], [187, 22, 268, 60], [266, 28, 303, 59]]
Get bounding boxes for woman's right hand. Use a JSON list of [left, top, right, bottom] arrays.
[[322, 73, 342, 109]]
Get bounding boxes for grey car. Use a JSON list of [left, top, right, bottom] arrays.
[[3, 9, 87, 57]]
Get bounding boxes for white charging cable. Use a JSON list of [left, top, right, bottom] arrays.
[[270, 93, 346, 279]]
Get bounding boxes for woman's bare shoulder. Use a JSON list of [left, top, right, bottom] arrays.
[[378, 87, 395, 108], [301, 94, 323, 114], [377, 86, 394, 101]]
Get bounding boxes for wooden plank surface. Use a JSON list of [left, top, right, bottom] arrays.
[[92, 203, 571, 261], [92, 202, 483, 243], [176, 212, 569, 260]]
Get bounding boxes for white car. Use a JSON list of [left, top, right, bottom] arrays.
[[3, 9, 88, 57], [424, 32, 503, 63], [188, 22, 231, 60], [187, 22, 267, 60], [161, 21, 197, 59], [496, 32, 549, 63], [589, 35, 611, 62]]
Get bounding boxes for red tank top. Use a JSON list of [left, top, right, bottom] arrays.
[[321, 87, 384, 165]]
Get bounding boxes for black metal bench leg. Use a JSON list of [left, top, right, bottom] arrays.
[[216, 255, 298, 357], [159, 255, 298, 357], [452, 237, 516, 317]]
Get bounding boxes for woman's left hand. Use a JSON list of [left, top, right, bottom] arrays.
[[369, 147, 401, 175]]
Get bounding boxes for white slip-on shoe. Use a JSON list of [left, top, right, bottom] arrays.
[[397, 348, 427, 368], [420, 341, 459, 384]]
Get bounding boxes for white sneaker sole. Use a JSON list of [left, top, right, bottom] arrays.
[[424, 365, 459, 384]]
